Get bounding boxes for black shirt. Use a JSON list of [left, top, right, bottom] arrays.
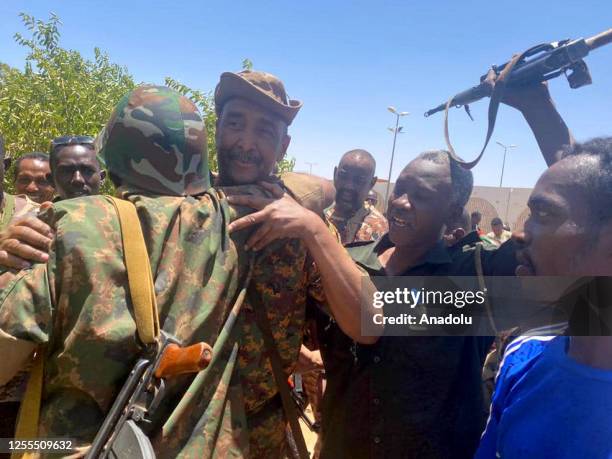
[[319, 234, 517, 459]]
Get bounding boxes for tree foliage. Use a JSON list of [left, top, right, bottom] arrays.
[[0, 13, 135, 193], [0, 13, 294, 194]]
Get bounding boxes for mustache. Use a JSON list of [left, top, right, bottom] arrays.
[[227, 148, 260, 164], [337, 189, 358, 200]]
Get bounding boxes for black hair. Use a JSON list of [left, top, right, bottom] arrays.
[[417, 150, 473, 209], [14, 152, 49, 174], [340, 149, 377, 172], [560, 137, 612, 226], [50, 143, 97, 171], [491, 217, 503, 226]]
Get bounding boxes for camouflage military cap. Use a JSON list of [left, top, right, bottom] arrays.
[[97, 85, 210, 196]]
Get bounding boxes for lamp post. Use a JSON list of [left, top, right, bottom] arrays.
[[496, 141, 517, 188], [304, 162, 318, 175], [385, 106, 409, 205]]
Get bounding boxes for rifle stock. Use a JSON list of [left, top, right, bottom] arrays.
[[85, 334, 213, 459]]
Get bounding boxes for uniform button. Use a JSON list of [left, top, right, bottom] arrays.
[[372, 398, 380, 405], [373, 436, 381, 444], [373, 355, 381, 363]]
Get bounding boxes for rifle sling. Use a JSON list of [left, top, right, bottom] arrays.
[[12, 196, 160, 459], [248, 287, 310, 459], [106, 196, 160, 346], [444, 49, 532, 169], [11, 353, 43, 459]]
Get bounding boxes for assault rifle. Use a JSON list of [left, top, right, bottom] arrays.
[[85, 332, 213, 459], [290, 374, 320, 433], [424, 28, 612, 118]]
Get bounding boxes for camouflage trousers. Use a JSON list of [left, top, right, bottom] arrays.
[[247, 395, 288, 458]]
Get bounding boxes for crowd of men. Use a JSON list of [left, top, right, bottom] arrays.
[[0, 68, 610, 459]]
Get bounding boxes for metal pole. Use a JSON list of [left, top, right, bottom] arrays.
[[305, 162, 317, 175], [385, 114, 400, 204], [499, 145, 507, 188]]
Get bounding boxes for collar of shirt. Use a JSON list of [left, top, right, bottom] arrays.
[[325, 203, 370, 222], [451, 230, 481, 248], [346, 233, 452, 275]]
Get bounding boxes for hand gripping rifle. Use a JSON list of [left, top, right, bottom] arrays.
[[85, 333, 213, 459], [423, 28, 612, 169]]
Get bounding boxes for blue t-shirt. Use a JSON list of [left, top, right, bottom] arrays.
[[476, 335, 612, 459]]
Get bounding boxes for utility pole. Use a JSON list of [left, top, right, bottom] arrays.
[[304, 161, 317, 175], [496, 141, 518, 188], [385, 106, 409, 205]]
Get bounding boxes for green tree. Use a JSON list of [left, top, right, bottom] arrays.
[[1, 13, 294, 195], [0, 12, 135, 193], [164, 77, 219, 172]]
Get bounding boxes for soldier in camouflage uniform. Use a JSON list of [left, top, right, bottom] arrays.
[[0, 85, 275, 457], [325, 149, 388, 245], [215, 70, 378, 457], [0, 74, 377, 458]]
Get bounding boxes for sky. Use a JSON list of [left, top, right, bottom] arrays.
[[1, 0, 610, 187]]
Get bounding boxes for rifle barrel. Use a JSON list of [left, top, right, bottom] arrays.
[[585, 28, 612, 51]]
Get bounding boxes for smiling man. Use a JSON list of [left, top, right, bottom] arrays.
[[0, 71, 376, 458], [318, 80, 573, 459], [13, 153, 55, 203], [326, 149, 388, 245]]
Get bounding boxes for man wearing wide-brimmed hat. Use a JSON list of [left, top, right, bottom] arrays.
[[214, 70, 378, 457]]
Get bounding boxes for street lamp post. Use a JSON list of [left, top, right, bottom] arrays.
[[385, 106, 409, 205], [304, 162, 318, 175], [496, 141, 517, 188]]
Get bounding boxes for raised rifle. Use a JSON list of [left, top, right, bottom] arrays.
[[85, 332, 213, 459], [424, 28, 612, 118]]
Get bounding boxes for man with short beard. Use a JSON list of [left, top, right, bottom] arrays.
[[326, 149, 388, 244], [0, 71, 377, 458]]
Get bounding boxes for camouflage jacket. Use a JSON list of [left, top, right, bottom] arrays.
[[325, 202, 388, 245], [0, 186, 315, 458], [0, 186, 326, 458], [223, 184, 324, 458], [0, 192, 38, 231]]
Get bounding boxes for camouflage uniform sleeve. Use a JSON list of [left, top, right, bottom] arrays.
[[0, 203, 61, 345], [0, 264, 53, 345]]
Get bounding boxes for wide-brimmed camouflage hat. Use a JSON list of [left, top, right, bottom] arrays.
[[214, 70, 302, 125], [97, 85, 209, 196]]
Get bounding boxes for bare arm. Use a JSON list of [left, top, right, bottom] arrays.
[[505, 84, 573, 166], [227, 182, 381, 344]]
